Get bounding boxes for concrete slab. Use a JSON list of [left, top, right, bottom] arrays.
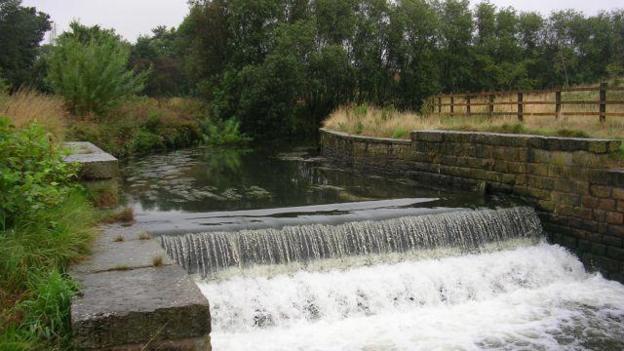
[[65, 141, 119, 179], [72, 265, 211, 350], [72, 239, 172, 274]]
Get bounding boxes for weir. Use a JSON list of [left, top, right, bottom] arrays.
[[161, 206, 542, 276]]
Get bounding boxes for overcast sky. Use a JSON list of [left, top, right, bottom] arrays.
[[23, 0, 624, 43]]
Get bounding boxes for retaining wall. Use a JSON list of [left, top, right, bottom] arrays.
[[320, 128, 624, 281]]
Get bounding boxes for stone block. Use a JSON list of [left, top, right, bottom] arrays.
[[527, 163, 549, 177], [603, 235, 623, 248], [607, 212, 624, 225], [72, 239, 173, 274], [598, 199, 617, 211], [72, 265, 211, 350], [582, 196, 600, 209], [613, 188, 624, 200], [590, 185, 612, 198], [412, 131, 444, 143], [528, 175, 556, 190], [65, 142, 119, 180], [552, 192, 581, 207]]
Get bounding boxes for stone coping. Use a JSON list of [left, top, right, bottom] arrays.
[[319, 128, 412, 144], [411, 130, 621, 154], [320, 128, 621, 154]]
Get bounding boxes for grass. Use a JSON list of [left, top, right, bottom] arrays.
[[138, 232, 151, 240], [101, 207, 135, 225], [324, 104, 624, 140], [0, 191, 96, 350], [0, 89, 213, 158], [0, 89, 67, 141]]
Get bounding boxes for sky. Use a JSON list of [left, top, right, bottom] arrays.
[[23, 0, 624, 43]]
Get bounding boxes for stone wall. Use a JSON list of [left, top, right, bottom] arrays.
[[320, 128, 624, 281]]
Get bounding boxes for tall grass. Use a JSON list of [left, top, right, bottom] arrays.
[[0, 89, 67, 141], [324, 104, 624, 140]]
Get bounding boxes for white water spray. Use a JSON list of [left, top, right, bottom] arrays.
[[198, 244, 624, 350]]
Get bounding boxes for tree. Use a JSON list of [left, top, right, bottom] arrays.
[[0, 0, 50, 89], [131, 26, 189, 96], [46, 22, 148, 116]]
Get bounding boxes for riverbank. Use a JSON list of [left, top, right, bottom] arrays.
[[0, 118, 98, 350], [324, 104, 624, 143], [0, 89, 247, 160]]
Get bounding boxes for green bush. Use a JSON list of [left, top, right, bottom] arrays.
[[200, 117, 250, 145], [132, 129, 164, 154], [46, 22, 148, 116], [0, 117, 77, 229]]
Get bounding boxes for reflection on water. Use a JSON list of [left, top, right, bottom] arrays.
[[122, 145, 512, 215]]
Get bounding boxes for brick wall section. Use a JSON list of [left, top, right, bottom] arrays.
[[320, 128, 624, 282]]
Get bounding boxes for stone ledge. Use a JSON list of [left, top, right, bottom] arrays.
[[71, 239, 173, 274], [410, 130, 620, 154], [320, 128, 412, 144], [72, 265, 211, 350], [64, 142, 119, 179]]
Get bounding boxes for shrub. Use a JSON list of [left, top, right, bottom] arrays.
[[0, 117, 77, 229], [46, 22, 148, 116], [200, 117, 250, 145], [69, 97, 204, 157]]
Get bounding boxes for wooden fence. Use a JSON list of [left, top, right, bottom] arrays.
[[431, 83, 624, 122]]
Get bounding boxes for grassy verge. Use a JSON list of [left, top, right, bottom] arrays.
[[1, 90, 248, 160], [0, 118, 97, 350], [324, 104, 624, 140]]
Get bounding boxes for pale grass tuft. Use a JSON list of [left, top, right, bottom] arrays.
[[0, 88, 68, 140]]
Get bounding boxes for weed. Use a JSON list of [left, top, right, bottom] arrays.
[[101, 207, 134, 224], [138, 232, 151, 240], [152, 255, 163, 267]]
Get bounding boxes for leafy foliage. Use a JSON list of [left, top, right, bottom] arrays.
[[46, 22, 148, 116], [200, 117, 249, 145], [0, 0, 51, 90], [179, 0, 624, 138], [0, 117, 76, 229]]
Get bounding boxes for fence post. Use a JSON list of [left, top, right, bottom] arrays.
[[466, 95, 471, 117], [438, 96, 442, 114], [450, 96, 454, 115], [600, 82, 607, 123], [517, 92, 524, 122], [488, 94, 495, 117], [555, 90, 562, 119]]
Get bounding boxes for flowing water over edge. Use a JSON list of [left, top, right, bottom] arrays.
[[162, 207, 541, 276], [198, 243, 624, 351]]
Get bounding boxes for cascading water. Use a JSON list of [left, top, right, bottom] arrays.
[[198, 244, 624, 350], [158, 206, 624, 350], [161, 207, 542, 276]]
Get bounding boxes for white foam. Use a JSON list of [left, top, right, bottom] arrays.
[[197, 244, 624, 350]]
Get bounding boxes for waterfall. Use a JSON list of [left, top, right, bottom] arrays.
[[161, 207, 543, 276], [199, 244, 624, 351]]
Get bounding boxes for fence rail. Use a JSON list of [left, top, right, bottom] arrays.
[[431, 83, 624, 122]]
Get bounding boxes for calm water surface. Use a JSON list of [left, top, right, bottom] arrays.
[[121, 144, 513, 215]]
